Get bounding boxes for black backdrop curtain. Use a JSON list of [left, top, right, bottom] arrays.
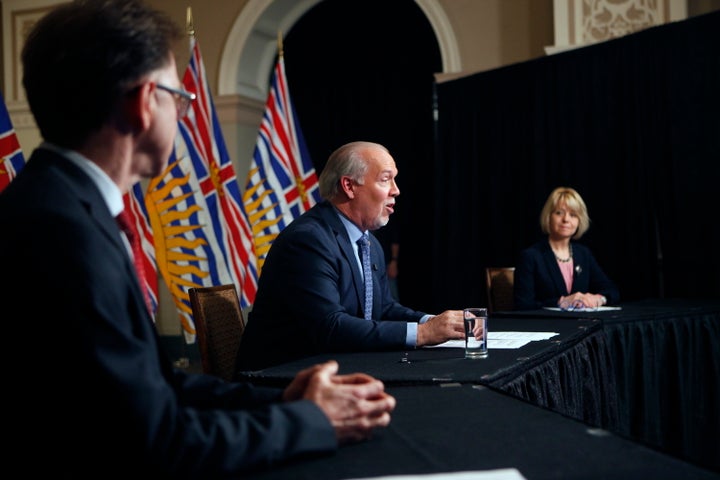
[[432, 11, 720, 312]]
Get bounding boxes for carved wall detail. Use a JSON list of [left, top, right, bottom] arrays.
[[547, 0, 687, 54], [582, 0, 664, 42]]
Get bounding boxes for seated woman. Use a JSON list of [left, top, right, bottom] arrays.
[[513, 187, 619, 310]]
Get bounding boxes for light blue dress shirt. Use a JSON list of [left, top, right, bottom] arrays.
[[334, 209, 428, 347]]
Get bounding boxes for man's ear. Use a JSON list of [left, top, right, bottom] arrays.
[[121, 82, 154, 133], [340, 176, 355, 199]]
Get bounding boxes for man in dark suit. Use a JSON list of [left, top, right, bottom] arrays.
[[236, 141, 465, 372], [0, 1, 394, 476]]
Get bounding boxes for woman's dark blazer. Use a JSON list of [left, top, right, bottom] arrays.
[[513, 239, 620, 310]]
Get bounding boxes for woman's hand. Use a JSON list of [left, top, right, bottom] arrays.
[[558, 292, 606, 309]]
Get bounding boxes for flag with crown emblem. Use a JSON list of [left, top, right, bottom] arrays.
[[131, 36, 257, 342], [243, 54, 320, 273]]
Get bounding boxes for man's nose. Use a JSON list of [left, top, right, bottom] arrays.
[[390, 180, 400, 196]]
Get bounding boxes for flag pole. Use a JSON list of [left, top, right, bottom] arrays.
[[186, 6, 195, 38], [277, 30, 283, 59]]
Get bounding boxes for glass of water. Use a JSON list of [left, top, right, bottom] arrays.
[[464, 307, 488, 358]]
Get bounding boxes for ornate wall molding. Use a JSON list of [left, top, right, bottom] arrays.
[[2, 0, 66, 103], [546, 0, 687, 54]]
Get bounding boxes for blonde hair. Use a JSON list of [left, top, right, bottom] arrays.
[[539, 187, 590, 239]]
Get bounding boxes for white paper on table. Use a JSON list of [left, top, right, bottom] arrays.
[[543, 306, 622, 312], [490, 331, 559, 341], [427, 331, 559, 350], [347, 468, 527, 480]]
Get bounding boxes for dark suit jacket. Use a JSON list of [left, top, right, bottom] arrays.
[[0, 149, 335, 477], [513, 239, 620, 310], [236, 200, 426, 372]]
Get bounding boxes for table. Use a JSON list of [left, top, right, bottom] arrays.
[[498, 298, 720, 472], [238, 316, 601, 387], [239, 299, 720, 473], [244, 384, 720, 480], [239, 315, 619, 431]]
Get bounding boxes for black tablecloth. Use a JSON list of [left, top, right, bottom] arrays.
[[244, 385, 720, 480], [493, 328, 619, 430], [238, 316, 601, 387], [601, 299, 720, 472], [239, 315, 618, 430], [239, 299, 720, 473]]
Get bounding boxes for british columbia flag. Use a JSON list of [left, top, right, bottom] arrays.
[[243, 54, 320, 272], [0, 91, 25, 193], [129, 37, 257, 342]]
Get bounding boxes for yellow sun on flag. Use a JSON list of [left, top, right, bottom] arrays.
[[144, 157, 209, 336], [243, 165, 283, 273]]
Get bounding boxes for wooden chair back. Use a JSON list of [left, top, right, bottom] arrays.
[[485, 267, 515, 313], [188, 284, 245, 382]]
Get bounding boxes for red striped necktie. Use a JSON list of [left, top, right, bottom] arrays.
[[115, 210, 153, 317]]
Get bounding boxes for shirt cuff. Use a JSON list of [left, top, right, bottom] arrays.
[[407, 315, 432, 347], [406, 322, 418, 347]]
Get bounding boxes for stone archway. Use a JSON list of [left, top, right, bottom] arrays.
[[217, 0, 462, 100]]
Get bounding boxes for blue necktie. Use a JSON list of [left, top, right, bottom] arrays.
[[357, 234, 373, 320]]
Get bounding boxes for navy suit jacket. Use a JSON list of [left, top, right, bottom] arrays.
[[513, 239, 620, 310], [236, 200, 426, 372], [0, 149, 335, 476]]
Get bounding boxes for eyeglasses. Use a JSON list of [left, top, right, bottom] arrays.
[[156, 83, 196, 118]]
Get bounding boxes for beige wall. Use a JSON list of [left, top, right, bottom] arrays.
[[150, 0, 554, 95], [150, 0, 249, 92], [436, 0, 553, 80]]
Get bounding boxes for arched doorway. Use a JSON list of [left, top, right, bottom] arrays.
[[218, 0, 461, 98]]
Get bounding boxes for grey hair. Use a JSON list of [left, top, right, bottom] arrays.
[[318, 141, 388, 200]]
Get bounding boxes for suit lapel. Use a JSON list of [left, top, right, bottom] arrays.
[[320, 202, 366, 311], [542, 243, 568, 295], [51, 152, 151, 322]]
